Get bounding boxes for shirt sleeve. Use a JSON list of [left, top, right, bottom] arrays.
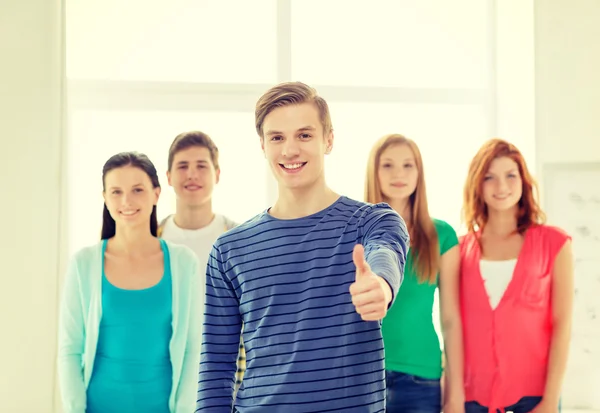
[[196, 244, 243, 412], [435, 219, 459, 255], [359, 204, 410, 305]]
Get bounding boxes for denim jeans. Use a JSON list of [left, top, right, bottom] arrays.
[[385, 370, 442, 413], [464, 396, 543, 413]]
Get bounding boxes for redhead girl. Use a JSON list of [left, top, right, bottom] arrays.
[[460, 139, 573, 413], [365, 134, 464, 413]]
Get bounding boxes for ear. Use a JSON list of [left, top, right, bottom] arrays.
[[166, 170, 172, 187], [325, 130, 334, 155], [260, 137, 266, 158], [102, 191, 107, 203], [153, 186, 161, 205], [215, 168, 221, 184]]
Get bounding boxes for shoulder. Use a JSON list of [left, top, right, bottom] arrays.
[[458, 231, 477, 250], [529, 224, 571, 251], [220, 214, 238, 231], [70, 242, 103, 266], [432, 218, 459, 252], [214, 212, 269, 248], [157, 214, 173, 236], [432, 218, 456, 235], [163, 239, 197, 264], [342, 197, 400, 223]]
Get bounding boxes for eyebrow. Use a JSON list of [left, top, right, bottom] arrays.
[[487, 168, 518, 175], [381, 157, 415, 162], [108, 183, 144, 190], [265, 125, 316, 136], [176, 160, 209, 165]]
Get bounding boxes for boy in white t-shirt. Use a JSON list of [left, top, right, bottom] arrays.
[[157, 131, 245, 387]]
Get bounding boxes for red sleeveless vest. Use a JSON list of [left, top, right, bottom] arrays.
[[459, 225, 570, 412]]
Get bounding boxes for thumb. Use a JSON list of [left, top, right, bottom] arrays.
[[353, 244, 370, 279]]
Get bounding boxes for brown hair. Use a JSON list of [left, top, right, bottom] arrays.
[[167, 131, 219, 171], [462, 138, 546, 234], [365, 134, 439, 284], [255, 82, 332, 138]]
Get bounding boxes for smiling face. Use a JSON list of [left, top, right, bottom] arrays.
[[261, 102, 333, 192], [377, 143, 419, 202], [103, 165, 160, 230], [482, 156, 523, 213], [167, 146, 219, 207]]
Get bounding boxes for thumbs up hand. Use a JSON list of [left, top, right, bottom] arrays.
[[349, 244, 393, 321]]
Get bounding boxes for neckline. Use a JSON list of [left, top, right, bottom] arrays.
[[101, 238, 169, 292], [263, 195, 346, 222], [473, 230, 530, 311]]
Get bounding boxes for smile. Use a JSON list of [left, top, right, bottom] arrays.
[[279, 162, 307, 172]]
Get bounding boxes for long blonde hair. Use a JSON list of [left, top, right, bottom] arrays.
[[365, 134, 439, 284]]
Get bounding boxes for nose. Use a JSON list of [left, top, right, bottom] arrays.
[[122, 192, 134, 206], [187, 166, 199, 179], [496, 178, 509, 192], [282, 139, 300, 158]]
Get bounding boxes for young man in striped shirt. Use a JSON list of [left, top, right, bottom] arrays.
[[196, 82, 409, 412]]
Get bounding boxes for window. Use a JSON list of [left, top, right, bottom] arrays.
[[67, 109, 266, 256], [66, 0, 278, 83], [291, 0, 491, 89], [326, 102, 490, 230]]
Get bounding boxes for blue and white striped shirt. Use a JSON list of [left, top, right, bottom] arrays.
[[196, 196, 409, 412]]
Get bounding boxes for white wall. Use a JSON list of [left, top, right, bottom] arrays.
[[535, 0, 600, 409], [0, 1, 65, 411]]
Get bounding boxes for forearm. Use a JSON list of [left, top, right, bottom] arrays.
[[543, 319, 572, 405], [442, 320, 464, 402], [57, 354, 87, 413], [366, 248, 402, 304]]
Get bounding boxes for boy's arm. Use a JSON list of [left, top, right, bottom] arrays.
[[196, 245, 242, 412], [360, 205, 409, 305]]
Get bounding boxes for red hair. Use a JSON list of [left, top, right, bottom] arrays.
[[462, 138, 546, 234]]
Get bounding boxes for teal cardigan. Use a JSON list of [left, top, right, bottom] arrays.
[[57, 240, 201, 413]]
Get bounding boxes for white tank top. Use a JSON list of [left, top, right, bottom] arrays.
[[479, 259, 517, 309]]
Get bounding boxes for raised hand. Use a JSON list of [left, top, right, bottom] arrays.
[[349, 244, 392, 321]]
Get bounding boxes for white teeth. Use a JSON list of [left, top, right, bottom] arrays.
[[283, 163, 303, 169], [121, 211, 137, 215]]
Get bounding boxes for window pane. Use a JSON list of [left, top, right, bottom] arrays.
[[325, 102, 492, 231], [66, 0, 277, 83], [67, 110, 266, 256], [291, 0, 491, 89]]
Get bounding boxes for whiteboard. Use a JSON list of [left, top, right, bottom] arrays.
[[543, 162, 600, 410]]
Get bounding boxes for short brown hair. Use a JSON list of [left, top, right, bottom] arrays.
[[255, 82, 333, 138], [462, 138, 546, 234], [167, 131, 219, 171]]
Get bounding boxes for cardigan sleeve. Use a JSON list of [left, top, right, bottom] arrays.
[[57, 255, 87, 413], [174, 250, 202, 413]]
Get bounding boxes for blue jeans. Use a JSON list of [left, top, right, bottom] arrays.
[[385, 370, 442, 413], [464, 396, 543, 413]]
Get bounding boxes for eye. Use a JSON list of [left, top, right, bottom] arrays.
[[134, 188, 144, 192], [484, 176, 493, 181], [299, 133, 311, 139], [271, 135, 282, 141], [508, 173, 517, 179], [111, 190, 121, 195], [381, 163, 392, 168], [178, 165, 187, 170], [404, 163, 414, 168]]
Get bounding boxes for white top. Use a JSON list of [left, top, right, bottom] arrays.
[[479, 259, 517, 309], [160, 214, 236, 323], [160, 214, 236, 275]]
